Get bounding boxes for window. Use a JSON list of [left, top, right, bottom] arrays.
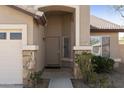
[[90, 36, 102, 56], [10, 33, 22, 40], [63, 37, 70, 58], [119, 32, 124, 44], [0, 33, 6, 39], [90, 36, 110, 57], [102, 37, 110, 57]]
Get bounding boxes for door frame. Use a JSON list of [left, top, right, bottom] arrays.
[[45, 36, 61, 67]]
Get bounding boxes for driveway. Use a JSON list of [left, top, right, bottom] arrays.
[[0, 84, 23, 88]]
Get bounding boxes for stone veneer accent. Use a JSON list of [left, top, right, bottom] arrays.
[[73, 50, 91, 79], [23, 50, 37, 87]]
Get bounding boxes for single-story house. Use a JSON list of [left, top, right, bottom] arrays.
[[90, 15, 123, 61], [0, 5, 123, 86]]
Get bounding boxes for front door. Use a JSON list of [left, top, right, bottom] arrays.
[[46, 37, 60, 67]]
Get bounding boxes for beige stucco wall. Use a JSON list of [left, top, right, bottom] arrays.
[[0, 6, 34, 44], [91, 32, 120, 59], [33, 21, 45, 71], [0, 6, 45, 71], [45, 14, 62, 37], [79, 5, 90, 46], [119, 45, 124, 63]]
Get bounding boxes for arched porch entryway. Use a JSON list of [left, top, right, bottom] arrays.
[[37, 6, 77, 87], [38, 5, 76, 68]]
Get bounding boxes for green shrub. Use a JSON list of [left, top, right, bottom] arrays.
[[75, 52, 114, 87], [75, 52, 97, 83], [91, 56, 115, 73]]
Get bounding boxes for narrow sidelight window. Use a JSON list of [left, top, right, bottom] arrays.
[[63, 37, 70, 58]]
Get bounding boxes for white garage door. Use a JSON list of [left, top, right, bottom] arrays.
[[0, 30, 22, 84]]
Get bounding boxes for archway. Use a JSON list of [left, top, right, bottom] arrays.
[[39, 5, 76, 68]]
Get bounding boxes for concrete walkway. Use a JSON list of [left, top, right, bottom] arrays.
[[42, 68, 73, 88], [48, 78, 73, 88]]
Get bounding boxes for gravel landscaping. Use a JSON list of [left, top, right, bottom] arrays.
[[71, 70, 124, 88], [109, 71, 124, 88], [35, 79, 50, 88], [71, 79, 89, 88], [24, 79, 50, 88]]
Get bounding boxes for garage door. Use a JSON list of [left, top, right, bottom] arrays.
[[0, 30, 22, 84]]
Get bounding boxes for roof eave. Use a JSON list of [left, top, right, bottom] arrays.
[[7, 5, 46, 26], [90, 28, 124, 32]]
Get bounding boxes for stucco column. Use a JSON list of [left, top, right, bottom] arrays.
[[74, 5, 92, 50], [79, 5, 90, 46], [75, 6, 80, 46], [73, 5, 92, 78]]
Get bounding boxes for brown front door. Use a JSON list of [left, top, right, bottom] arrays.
[[46, 37, 60, 67]]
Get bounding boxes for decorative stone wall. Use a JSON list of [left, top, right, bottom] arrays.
[[23, 50, 37, 87], [73, 50, 91, 79]]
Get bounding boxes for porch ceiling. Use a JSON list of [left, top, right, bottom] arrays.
[[45, 11, 73, 16], [38, 5, 75, 13]]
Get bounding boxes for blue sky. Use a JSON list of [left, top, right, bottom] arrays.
[[91, 5, 124, 26]]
